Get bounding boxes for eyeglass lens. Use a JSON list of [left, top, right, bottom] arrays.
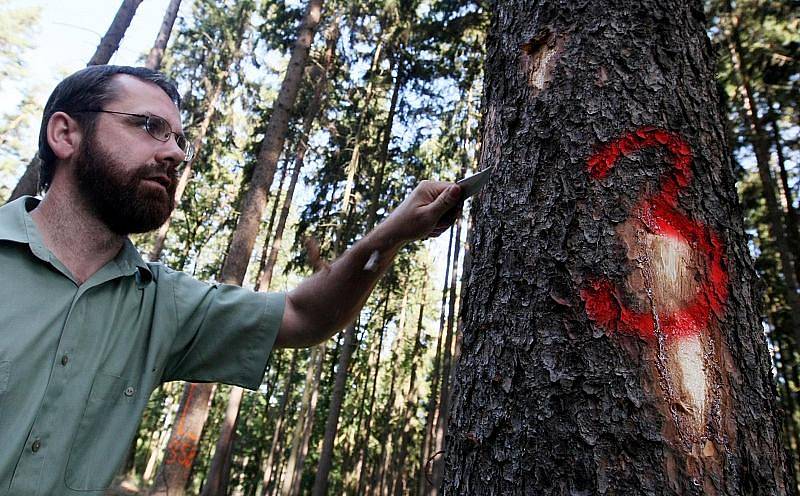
[[146, 115, 194, 162]]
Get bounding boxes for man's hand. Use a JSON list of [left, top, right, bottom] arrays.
[[277, 180, 462, 348], [378, 180, 463, 243]]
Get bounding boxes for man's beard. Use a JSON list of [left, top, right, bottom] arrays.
[[73, 132, 178, 235]]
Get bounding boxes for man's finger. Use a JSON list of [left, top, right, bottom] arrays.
[[427, 184, 461, 216]]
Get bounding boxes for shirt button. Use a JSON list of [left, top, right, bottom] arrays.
[[31, 439, 41, 452], [61, 355, 69, 366], [124, 386, 135, 397]]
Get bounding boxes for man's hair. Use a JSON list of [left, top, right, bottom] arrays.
[[37, 65, 181, 192]]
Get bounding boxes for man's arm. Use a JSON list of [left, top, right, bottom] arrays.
[[275, 180, 462, 348]]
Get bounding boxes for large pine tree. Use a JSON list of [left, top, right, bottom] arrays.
[[443, 0, 793, 494]]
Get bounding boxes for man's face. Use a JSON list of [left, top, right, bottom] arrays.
[[72, 75, 186, 235], [74, 127, 178, 235]]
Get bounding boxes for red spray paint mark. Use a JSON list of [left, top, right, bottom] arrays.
[[580, 127, 728, 342]]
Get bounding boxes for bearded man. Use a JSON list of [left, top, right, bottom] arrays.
[[0, 65, 462, 495]]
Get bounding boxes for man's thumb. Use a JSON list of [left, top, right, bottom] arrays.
[[429, 184, 462, 214]]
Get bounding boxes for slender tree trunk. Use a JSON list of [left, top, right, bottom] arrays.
[[87, 0, 144, 66], [418, 228, 455, 496], [259, 351, 299, 494], [145, 0, 182, 70], [154, 5, 323, 490], [444, 0, 793, 494], [149, 383, 216, 495], [278, 346, 323, 495], [391, 294, 426, 496], [339, 37, 384, 215], [222, 0, 324, 285], [258, 21, 340, 291], [253, 158, 290, 291], [199, 387, 244, 496], [149, 78, 225, 261], [768, 110, 800, 282], [725, 13, 800, 341], [354, 298, 390, 495], [310, 322, 359, 496]]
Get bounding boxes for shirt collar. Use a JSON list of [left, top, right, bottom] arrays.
[[0, 195, 153, 284]]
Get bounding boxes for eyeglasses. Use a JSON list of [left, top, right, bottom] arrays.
[[73, 110, 195, 163]]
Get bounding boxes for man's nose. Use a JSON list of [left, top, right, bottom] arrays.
[[155, 136, 186, 167]]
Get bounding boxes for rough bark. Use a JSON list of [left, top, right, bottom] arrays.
[[443, 1, 792, 494], [87, 0, 144, 66], [221, 0, 323, 286], [145, 0, 182, 70]]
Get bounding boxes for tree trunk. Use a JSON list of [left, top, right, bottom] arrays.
[[145, 0, 182, 70], [259, 350, 298, 494], [149, 383, 216, 495], [418, 227, 455, 495], [279, 346, 323, 495], [443, 1, 793, 494], [310, 322, 359, 496], [199, 386, 244, 496], [390, 294, 426, 496], [354, 298, 390, 495], [768, 110, 800, 283], [221, 0, 324, 286], [87, 0, 144, 66], [725, 12, 800, 342], [258, 20, 339, 291]]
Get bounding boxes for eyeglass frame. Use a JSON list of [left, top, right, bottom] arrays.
[[71, 109, 195, 163]]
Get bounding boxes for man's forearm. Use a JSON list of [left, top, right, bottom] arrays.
[[276, 222, 405, 348]]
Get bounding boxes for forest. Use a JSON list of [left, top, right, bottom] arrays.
[[0, 0, 798, 494]]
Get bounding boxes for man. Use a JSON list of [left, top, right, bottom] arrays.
[[0, 65, 462, 495]]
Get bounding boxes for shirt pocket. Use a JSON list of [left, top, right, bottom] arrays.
[[64, 372, 138, 492]]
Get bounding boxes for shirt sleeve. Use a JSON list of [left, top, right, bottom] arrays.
[[159, 268, 285, 390]]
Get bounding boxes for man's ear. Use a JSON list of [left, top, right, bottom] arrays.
[[47, 111, 82, 161]]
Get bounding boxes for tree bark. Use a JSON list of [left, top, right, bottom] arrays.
[[145, 0, 182, 70], [87, 0, 144, 66], [443, 1, 793, 494]]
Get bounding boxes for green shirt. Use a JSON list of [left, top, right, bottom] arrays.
[[0, 197, 285, 495]]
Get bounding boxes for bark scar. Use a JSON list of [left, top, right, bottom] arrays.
[[520, 32, 566, 94]]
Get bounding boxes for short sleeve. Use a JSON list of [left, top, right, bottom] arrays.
[[160, 269, 285, 390]]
